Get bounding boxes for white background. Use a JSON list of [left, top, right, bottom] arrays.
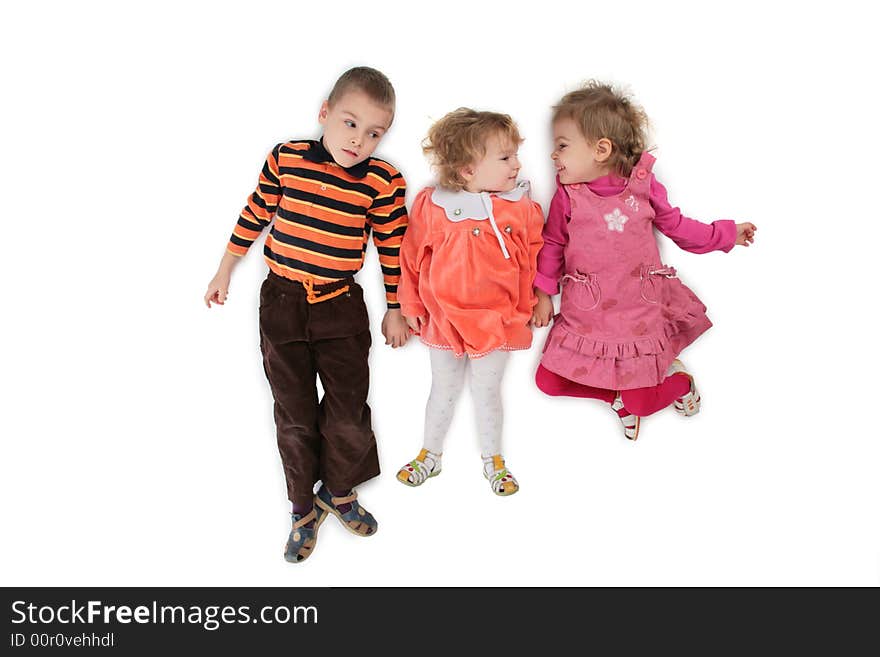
[[2, 0, 877, 586]]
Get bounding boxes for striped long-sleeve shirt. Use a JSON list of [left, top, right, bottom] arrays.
[[227, 139, 408, 308]]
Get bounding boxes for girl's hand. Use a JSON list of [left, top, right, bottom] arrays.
[[204, 271, 231, 307], [405, 314, 425, 334], [531, 293, 554, 327], [382, 309, 410, 348], [735, 222, 757, 247]]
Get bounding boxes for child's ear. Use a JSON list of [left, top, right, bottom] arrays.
[[318, 101, 330, 125], [459, 165, 475, 182], [595, 138, 613, 163]]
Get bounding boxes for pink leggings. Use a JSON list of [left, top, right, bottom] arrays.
[[535, 364, 690, 416]]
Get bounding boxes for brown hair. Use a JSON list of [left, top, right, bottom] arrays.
[[328, 66, 396, 112], [553, 80, 649, 177], [423, 108, 523, 191]]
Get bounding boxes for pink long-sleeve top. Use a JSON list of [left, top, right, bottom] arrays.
[[534, 173, 737, 295]]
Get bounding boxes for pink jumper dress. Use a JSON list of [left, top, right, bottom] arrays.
[[539, 152, 712, 390]]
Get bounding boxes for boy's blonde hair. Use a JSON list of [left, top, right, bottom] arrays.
[[553, 81, 649, 177], [423, 108, 523, 191], [328, 66, 396, 112]]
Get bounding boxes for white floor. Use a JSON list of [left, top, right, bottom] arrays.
[[2, 0, 877, 587]]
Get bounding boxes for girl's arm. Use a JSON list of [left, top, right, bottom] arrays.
[[527, 200, 545, 284], [650, 175, 738, 253], [397, 189, 431, 328], [534, 186, 570, 295], [525, 199, 545, 308]]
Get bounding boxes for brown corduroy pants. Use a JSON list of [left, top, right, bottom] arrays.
[[258, 272, 379, 508]]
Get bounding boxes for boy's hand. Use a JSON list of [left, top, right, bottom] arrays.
[[735, 222, 757, 247], [531, 291, 554, 327], [204, 271, 232, 307], [382, 309, 410, 348], [404, 314, 425, 334]]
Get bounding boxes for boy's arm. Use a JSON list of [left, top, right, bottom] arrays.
[[205, 144, 283, 308], [204, 251, 241, 307], [368, 169, 409, 347], [227, 144, 283, 257], [367, 170, 408, 309], [649, 175, 737, 253]]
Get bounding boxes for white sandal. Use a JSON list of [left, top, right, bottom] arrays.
[[482, 454, 519, 496], [611, 394, 641, 440], [667, 359, 701, 416], [397, 449, 442, 487]]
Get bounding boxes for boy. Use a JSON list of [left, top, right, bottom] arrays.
[[204, 67, 409, 563]]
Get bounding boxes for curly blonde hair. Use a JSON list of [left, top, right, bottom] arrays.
[[423, 108, 523, 191], [553, 81, 649, 177]]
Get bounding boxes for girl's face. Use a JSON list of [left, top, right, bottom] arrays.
[[461, 133, 521, 193], [551, 117, 610, 184]]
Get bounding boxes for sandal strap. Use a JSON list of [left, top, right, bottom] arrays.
[[407, 459, 430, 479], [490, 468, 518, 494], [292, 509, 316, 529], [331, 493, 358, 506]]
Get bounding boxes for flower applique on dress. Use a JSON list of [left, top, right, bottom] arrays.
[[604, 207, 629, 232]]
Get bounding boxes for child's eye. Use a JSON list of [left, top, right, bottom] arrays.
[[369, 132, 379, 139], [345, 120, 356, 128], [558, 144, 567, 150]]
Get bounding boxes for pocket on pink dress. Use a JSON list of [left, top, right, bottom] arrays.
[[561, 271, 601, 312], [638, 264, 677, 305]]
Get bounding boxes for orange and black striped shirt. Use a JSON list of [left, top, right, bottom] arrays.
[[228, 139, 408, 308]]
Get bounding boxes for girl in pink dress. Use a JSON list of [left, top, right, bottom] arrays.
[[532, 81, 757, 440]]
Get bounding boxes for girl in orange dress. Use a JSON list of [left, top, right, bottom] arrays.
[[397, 108, 544, 495]]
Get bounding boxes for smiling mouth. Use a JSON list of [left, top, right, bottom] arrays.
[[342, 149, 358, 158]]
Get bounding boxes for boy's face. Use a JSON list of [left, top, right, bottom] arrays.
[[463, 132, 521, 193], [318, 90, 393, 168], [551, 117, 608, 184]]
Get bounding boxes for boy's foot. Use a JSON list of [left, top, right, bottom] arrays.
[[284, 508, 321, 563], [397, 448, 442, 487], [315, 485, 378, 537], [668, 359, 701, 416], [611, 394, 641, 440], [482, 454, 518, 496]]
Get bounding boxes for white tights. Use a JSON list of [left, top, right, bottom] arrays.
[[422, 349, 509, 458]]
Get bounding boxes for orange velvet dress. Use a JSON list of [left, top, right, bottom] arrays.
[[398, 182, 545, 358]]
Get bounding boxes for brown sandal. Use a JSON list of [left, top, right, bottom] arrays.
[[314, 486, 378, 537], [284, 509, 319, 563]]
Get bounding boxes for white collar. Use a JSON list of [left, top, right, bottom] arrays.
[[430, 181, 530, 260], [431, 180, 530, 222]]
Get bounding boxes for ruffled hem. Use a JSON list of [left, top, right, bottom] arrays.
[[539, 312, 711, 389], [416, 316, 533, 360], [419, 337, 531, 359]]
